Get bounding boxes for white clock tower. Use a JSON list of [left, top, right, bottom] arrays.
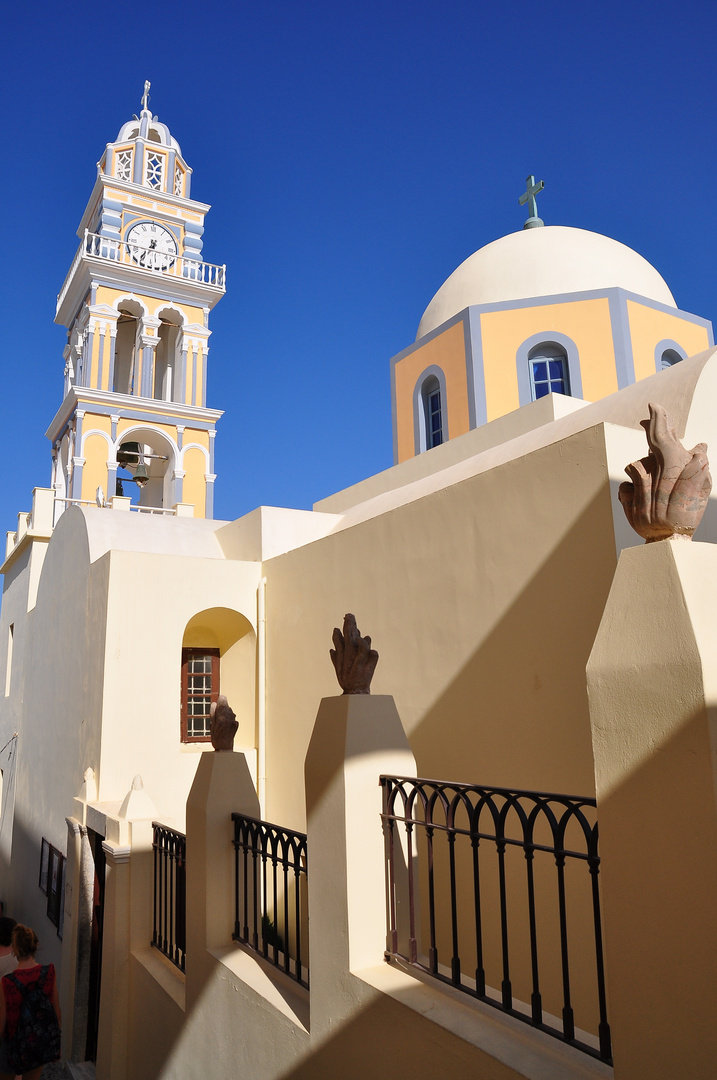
[[50, 83, 226, 517]]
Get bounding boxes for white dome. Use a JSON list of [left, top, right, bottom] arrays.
[[416, 226, 676, 340]]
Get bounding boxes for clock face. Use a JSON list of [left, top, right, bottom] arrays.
[[126, 221, 178, 270]]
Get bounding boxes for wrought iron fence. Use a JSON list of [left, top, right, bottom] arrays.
[[152, 823, 186, 973], [380, 776, 611, 1064], [232, 814, 309, 988]]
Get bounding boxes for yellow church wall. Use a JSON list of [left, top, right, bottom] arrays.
[[394, 322, 469, 463], [84, 414, 113, 437], [185, 429, 210, 452], [116, 418, 178, 444], [93, 287, 203, 333], [626, 300, 711, 382], [182, 447, 207, 516], [480, 299, 616, 421], [95, 285, 149, 316], [152, 300, 204, 325], [80, 432, 110, 502]]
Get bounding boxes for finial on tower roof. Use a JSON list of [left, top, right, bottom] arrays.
[[141, 80, 151, 112], [519, 174, 544, 229]]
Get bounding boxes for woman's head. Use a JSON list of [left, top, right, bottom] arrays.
[[12, 925, 38, 960]]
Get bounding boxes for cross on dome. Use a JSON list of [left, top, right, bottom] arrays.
[[519, 175, 545, 229]]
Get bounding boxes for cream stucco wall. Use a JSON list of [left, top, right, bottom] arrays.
[[4, 349, 717, 1076], [262, 422, 620, 835]]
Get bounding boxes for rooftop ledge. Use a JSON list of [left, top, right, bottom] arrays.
[[2, 489, 196, 575]]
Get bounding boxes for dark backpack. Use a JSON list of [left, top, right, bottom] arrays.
[[5, 966, 61, 1073]]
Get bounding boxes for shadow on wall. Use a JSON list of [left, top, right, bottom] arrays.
[[590, 702, 717, 1080], [408, 485, 617, 795], [278, 987, 520, 1080]]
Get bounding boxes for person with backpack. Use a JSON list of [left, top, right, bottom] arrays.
[[0, 924, 61, 1078]]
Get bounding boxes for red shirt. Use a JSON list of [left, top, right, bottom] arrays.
[[2, 964, 56, 1038]]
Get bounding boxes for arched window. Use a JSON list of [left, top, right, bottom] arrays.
[[181, 608, 256, 744], [660, 348, 683, 370], [528, 343, 570, 400], [654, 340, 687, 373], [423, 376, 444, 449]]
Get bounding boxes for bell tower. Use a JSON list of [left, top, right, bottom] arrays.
[[49, 83, 225, 518]]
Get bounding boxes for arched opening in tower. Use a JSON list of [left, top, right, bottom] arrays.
[[113, 300, 144, 395]]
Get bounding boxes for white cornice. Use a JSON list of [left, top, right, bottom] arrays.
[[46, 387, 223, 443], [56, 258, 225, 328], [77, 174, 211, 236]]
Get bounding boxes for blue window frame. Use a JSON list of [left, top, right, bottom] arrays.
[[422, 377, 443, 448], [528, 344, 570, 400], [660, 349, 683, 370]]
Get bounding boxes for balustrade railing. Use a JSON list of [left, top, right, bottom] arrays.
[[57, 230, 226, 312], [232, 814, 308, 988], [152, 823, 186, 973], [380, 775, 611, 1064]]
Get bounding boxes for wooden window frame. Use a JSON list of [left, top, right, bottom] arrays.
[[181, 647, 220, 743], [40, 838, 65, 937], [39, 838, 50, 893]]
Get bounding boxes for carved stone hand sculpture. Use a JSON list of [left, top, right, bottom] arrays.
[[210, 694, 238, 751], [330, 613, 379, 694], [618, 402, 711, 542]]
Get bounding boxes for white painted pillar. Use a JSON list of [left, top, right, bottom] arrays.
[[587, 540, 717, 1080], [304, 694, 416, 1039]]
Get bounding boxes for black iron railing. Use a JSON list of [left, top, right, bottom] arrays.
[[380, 776, 611, 1064], [152, 823, 186, 973], [232, 814, 309, 988]]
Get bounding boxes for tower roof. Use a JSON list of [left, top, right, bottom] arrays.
[[416, 226, 676, 340], [113, 81, 183, 155]]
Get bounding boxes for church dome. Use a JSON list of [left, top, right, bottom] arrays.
[[416, 225, 676, 340]]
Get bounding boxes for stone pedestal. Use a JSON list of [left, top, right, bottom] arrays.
[[304, 694, 416, 1039], [185, 751, 260, 1010]]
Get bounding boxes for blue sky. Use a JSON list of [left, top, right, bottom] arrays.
[[2, 0, 717, 528]]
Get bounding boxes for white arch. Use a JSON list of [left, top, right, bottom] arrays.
[[114, 425, 180, 509], [80, 428, 114, 458], [153, 301, 187, 325], [111, 294, 149, 317], [180, 442, 210, 470]]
